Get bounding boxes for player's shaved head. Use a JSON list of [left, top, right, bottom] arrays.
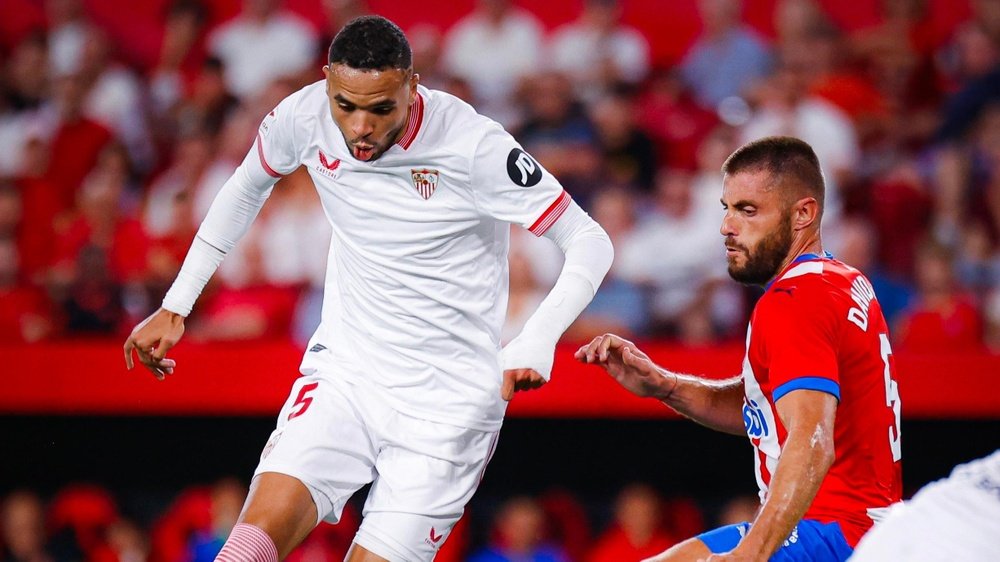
[[328, 15, 412, 71], [721, 136, 825, 215]]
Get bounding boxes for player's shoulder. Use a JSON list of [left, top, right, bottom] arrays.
[[761, 254, 863, 312], [419, 86, 506, 155]]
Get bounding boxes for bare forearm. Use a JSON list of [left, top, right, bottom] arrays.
[[653, 371, 746, 435], [738, 428, 834, 558]]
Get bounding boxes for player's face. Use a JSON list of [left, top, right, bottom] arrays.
[[323, 64, 418, 162], [720, 170, 794, 285]]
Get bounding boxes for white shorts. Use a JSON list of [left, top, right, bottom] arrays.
[[254, 374, 500, 562], [850, 464, 1000, 561]]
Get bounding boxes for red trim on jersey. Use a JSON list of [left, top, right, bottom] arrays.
[[256, 133, 281, 178], [528, 190, 572, 236], [396, 93, 425, 150]]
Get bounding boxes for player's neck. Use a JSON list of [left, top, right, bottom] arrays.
[[390, 103, 413, 146], [770, 233, 824, 284]]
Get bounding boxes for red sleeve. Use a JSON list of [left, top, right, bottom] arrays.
[[760, 281, 842, 402]]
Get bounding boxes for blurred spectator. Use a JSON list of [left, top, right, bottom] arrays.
[[41, 73, 114, 212], [47, 484, 118, 562], [538, 490, 591, 562], [590, 88, 658, 193], [934, 0, 1000, 143], [441, 0, 544, 127], [618, 170, 729, 342], [187, 479, 245, 562], [46, 0, 91, 78], [782, 20, 891, 147], [207, 0, 318, 100], [896, 239, 983, 351], [516, 72, 602, 206], [143, 132, 212, 290], [938, 13, 1000, 95], [503, 234, 549, 345], [317, 0, 372, 56], [149, 0, 211, 124], [867, 158, 934, 277], [773, 0, 826, 50], [75, 27, 156, 172], [11, 138, 63, 282], [468, 497, 569, 562], [565, 188, 648, 341], [588, 484, 678, 562], [106, 519, 149, 562], [1, 490, 51, 562], [680, 0, 774, 110], [192, 109, 257, 221], [547, 0, 650, 101], [715, 494, 759, 526], [172, 57, 240, 139], [0, 32, 48, 177], [850, 0, 945, 147], [955, 221, 1000, 299], [637, 69, 718, 171], [834, 217, 914, 326], [0, 237, 53, 343], [985, 286, 1000, 350], [740, 60, 861, 223], [52, 144, 149, 285]]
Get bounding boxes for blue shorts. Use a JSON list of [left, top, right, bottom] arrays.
[[697, 519, 853, 561]]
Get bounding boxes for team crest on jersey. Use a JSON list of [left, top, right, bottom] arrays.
[[410, 168, 439, 199]]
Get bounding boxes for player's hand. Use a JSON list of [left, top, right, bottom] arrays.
[[123, 308, 186, 380], [574, 333, 671, 399], [500, 368, 546, 401], [499, 333, 555, 401]]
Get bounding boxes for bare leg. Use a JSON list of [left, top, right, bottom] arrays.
[[344, 544, 391, 562], [237, 472, 319, 559], [643, 536, 714, 562]]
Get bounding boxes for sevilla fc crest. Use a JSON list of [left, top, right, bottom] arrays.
[[410, 168, 439, 200]]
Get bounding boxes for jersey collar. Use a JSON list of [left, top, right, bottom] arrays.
[[765, 251, 833, 291], [395, 92, 425, 150]]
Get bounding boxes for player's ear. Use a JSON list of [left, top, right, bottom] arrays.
[[408, 71, 420, 101], [793, 197, 819, 231]]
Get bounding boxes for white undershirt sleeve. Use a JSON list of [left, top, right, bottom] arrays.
[[500, 201, 614, 379], [161, 163, 278, 316]]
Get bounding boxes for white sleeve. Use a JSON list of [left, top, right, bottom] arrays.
[[470, 122, 572, 235], [500, 202, 614, 379], [161, 97, 301, 315]]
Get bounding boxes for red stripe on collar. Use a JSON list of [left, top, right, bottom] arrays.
[[395, 92, 425, 150]]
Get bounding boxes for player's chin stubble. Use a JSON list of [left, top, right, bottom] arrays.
[[727, 213, 793, 286]]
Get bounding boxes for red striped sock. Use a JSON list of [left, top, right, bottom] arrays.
[[216, 523, 279, 562]]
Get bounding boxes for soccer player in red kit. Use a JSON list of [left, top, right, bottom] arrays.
[[577, 136, 902, 562]]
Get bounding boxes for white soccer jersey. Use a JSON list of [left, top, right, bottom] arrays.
[[253, 83, 571, 431]]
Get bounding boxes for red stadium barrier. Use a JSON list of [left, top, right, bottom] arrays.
[[2, 341, 998, 418]]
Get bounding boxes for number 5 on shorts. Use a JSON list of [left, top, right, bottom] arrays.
[[289, 382, 319, 420]]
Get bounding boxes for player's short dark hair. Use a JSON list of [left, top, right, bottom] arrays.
[[328, 15, 412, 71], [722, 136, 825, 210]]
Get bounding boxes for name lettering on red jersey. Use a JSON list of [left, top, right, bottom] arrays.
[[847, 275, 876, 332]]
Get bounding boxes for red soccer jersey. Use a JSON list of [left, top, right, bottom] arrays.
[[741, 253, 902, 547]]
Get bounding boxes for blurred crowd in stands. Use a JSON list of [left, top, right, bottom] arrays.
[[0, 480, 757, 562], [3, 0, 1000, 353]]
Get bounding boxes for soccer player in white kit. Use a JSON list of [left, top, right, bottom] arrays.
[[122, 15, 613, 562], [849, 450, 1000, 561]]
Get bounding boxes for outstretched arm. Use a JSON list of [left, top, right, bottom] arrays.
[[575, 334, 746, 435], [722, 390, 837, 561], [500, 202, 614, 400], [124, 145, 281, 377]]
